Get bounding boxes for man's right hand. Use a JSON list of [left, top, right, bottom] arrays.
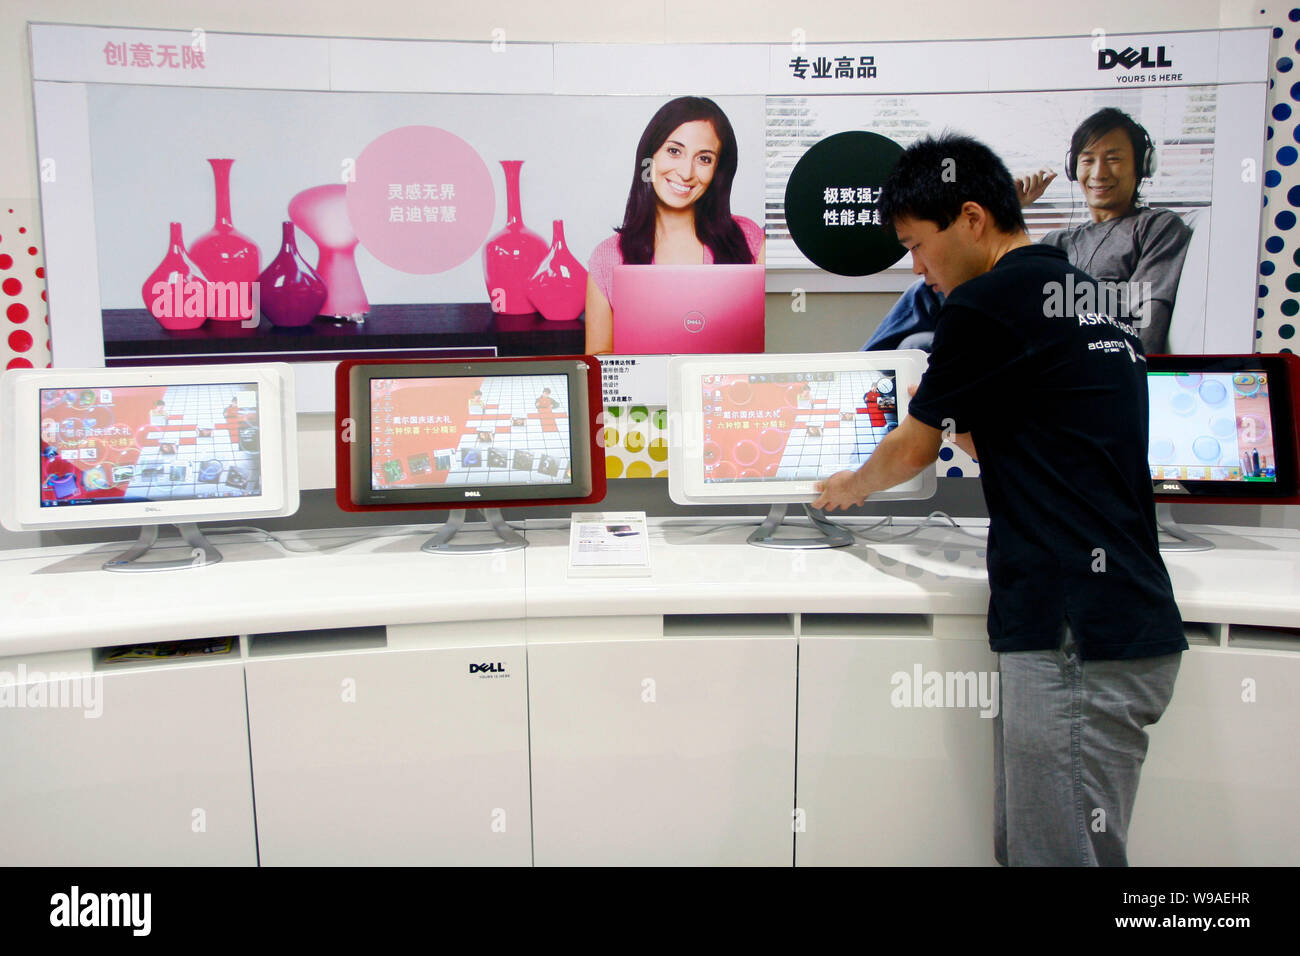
[[1015, 168, 1057, 208]]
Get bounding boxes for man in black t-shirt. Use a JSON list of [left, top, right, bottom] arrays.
[[813, 133, 1185, 866]]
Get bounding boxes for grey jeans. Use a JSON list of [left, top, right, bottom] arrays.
[[993, 626, 1181, 866]]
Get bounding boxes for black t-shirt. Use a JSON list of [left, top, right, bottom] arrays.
[[908, 244, 1186, 661]]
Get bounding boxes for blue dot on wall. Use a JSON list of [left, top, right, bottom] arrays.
[[1260, 284, 1270, 298], [1267, 235, 1286, 253], [1268, 169, 1283, 187], [1258, 307, 1266, 318], [1282, 324, 1297, 339], [1292, 9, 1300, 23], [1257, 328, 1264, 339], [1291, 81, 1300, 101], [1287, 272, 1300, 292], [1281, 58, 1295, 73], [1287, 185, 1300, 206], [946, 466, 964, 478], [1278, 103, 1295, 121], [1276, 210, 1297, 229], [938, 446, 953, 462], [1269, 125, 1275, 140], [1278, 146, 1299, 166], [1283, 297, 1300, 315], [1263, 260, 1277, 275]]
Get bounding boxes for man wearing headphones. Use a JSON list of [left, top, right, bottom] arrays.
[[864, 107, 1191, 354], [1039, 107, 1191, 354]]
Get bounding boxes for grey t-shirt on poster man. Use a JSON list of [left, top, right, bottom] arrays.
[[1041, 206, 1192, 354]]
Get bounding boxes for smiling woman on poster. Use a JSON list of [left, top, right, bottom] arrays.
[[584, 96, 765, 355]]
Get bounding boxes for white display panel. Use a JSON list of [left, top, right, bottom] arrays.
[[668, 351, 933, 504], [1, 363, 298, 531]]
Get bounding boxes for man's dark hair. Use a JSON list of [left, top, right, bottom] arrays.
[[879, 133, 1026, 234], [1068, 107, 1153, 206]]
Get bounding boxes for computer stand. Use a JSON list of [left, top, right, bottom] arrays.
[[422, 509, 527, 554], [103, 523, 223, 572], [748, 503, 854, 549], [1155, 502, 1215, 552]]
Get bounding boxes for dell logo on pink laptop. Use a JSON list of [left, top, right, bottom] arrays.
[[683, 310, 706, 333]]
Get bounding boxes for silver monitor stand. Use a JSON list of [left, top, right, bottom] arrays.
[[103, 523, 223, 572], [748, 503, 854, 549], [422, 509, 527, 554], [1155, 502, 1215, 552]]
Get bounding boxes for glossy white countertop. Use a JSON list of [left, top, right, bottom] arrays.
[[1, 517, 1296, 657]]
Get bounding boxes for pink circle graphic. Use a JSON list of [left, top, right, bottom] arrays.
[[346, 126, 495, 275], [733, 439, 759, 467]]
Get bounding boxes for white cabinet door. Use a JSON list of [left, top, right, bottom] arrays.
[[796, 625, 998, 866], [528, 622, 797, 866], [0, 659, 255, 865], [1130, 647, 1300, 865], [245, 632, 531, 866]]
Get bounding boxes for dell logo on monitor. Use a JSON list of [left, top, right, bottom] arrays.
[[464, 490, 481, 497], [469, 662, 506, 674], [683, 310, 706, 334], [1159, 481, 1187, 492]]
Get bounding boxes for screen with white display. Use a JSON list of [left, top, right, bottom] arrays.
[[1147, 370, 1275, 483], [38, 382, 262, 507], [699, 369, 898, 483]]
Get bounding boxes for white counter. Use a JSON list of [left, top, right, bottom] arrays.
[[0, 517, 1296, 865]]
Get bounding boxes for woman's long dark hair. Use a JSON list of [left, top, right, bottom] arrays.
[[616, 96, 753, 265]]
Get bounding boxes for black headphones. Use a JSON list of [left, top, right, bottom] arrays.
[[1065, 119, 1156, 182]]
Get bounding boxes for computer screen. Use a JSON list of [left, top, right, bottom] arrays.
[[1147, 354, 1299, 504], [335, 356, 604, 511], [668, 351, 934, 505], [1, 364, 299, 532]]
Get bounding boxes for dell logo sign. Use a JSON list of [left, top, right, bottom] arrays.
[[469, 662, 506, 674], [683, 310, 706, 333], [464, 490, 481, 497], [1098, 46, 1172, 70]]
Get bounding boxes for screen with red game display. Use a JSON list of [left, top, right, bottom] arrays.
[[38, 382, 262, 507], [369, 373, 573, 489], [699, 368, 899, 483]]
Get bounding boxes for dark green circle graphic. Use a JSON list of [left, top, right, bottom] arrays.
[[783, 130, 907, 277]]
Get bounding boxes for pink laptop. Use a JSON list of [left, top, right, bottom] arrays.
[[611, 265, 765, 354]]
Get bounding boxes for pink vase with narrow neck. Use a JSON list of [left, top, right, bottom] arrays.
[[482, 160, 548, 315], [189, 159, 260, 322], [258, 221, 327, 327], [526, 220, 588, 322], [141, 222, 207, 331]]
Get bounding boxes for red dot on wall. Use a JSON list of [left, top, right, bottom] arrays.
[[27, 246, 37, 256], [8, 330, 32, 352], [0, 254, 12, 269], [36, 267, 45, 279], [41, 291, 47, 301], [7, 303, 28, 322], [18, 227, 26, 234], [6, 358, 32, 370], [3, 278, 22, 296]]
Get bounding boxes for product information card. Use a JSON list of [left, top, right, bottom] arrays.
[[568, 511, 652, 577]]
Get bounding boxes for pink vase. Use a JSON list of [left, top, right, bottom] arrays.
[[288, 184, 369, 320], [258, 221, 327, 327], [141, 222, 208, 331], [482, 160, 548, 315], [526, 220, 588, 322], [189, 159, 261, 321]]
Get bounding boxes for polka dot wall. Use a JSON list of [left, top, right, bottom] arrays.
[[1259, 11, 1300, 353], [0, 204, 49, 371]]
